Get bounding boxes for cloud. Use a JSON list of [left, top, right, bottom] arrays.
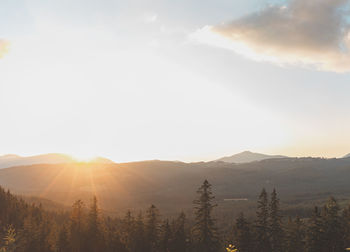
[[0, 40, 10, 58], [192, 0, 350, 72]]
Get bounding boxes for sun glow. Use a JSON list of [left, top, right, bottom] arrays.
[[0, 27, 292, 162], [0, 4, 297, 162], [0, 40, 10, 58], [70, 154, 100, 162]]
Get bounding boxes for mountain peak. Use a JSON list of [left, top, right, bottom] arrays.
[[216, 151, 287, 163], [240, 151, 253, 154]]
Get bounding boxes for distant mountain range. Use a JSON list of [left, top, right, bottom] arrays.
[[0, 153, 113, 169], [2, 157, 350, 218], [216, 151, 288, 163], [2, 151, 350, 220], [0, 151, 348, 169]]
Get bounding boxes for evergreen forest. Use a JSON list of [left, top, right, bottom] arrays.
[[1, 180, 350, 252]]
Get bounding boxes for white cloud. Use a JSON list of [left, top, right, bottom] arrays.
[[192, 0, 350, 72]]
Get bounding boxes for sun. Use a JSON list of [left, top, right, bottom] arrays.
[[70, 152, 98, 162]]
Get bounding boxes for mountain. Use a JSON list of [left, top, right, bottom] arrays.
[[2, 157, 350, 218], [343, 153, 350, 159], [216, 151, 288, 163], [0, 153, 75, 169], [0, 153, 114, 169]]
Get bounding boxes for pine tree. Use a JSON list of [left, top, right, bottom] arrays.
[[322, 197, 343, 252], [56, 225, 70, 252], [192, 180, 220, 252], [170, 212, 188, 252], [134, 212, 146, 252], [104, 219, 128, 252], [160, 219, 171, 252], [121, 210, 135, 251], [285, 216, 305, 252], [232, 213, 252, 252], [86, 196, 105, 252], [269, 188, 284, 252], [36, 215, 53, 252], [255, 188, 270, 252], [69, 200, 85, 252], [17, 214, 40, 252], [306, 206, 324, 252], [145, 205, 160, 252]]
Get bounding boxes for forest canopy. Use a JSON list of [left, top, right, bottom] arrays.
[[1, 180, 350, 252]]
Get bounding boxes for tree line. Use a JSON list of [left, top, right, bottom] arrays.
[[0, 180, 350, 251], [229, 188, 350, 252]]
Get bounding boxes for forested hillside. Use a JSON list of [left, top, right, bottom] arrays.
[[1, 157, 350, 218], [1, 181, 350, 251]]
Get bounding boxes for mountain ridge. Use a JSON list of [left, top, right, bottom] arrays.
[[0, 153, 114, 169], [2, 157, 350, 216], [216, 150, 288, 163]]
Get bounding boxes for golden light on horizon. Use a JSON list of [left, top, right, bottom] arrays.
[[69, 153, 100, 163]]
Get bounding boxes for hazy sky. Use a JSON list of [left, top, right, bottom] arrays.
[[1, 0, 350, 162]]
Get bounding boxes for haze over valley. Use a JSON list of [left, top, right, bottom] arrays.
[[1, 151, 350, 219]]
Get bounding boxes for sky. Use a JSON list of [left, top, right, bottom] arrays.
[[0, 0, 350, 162]]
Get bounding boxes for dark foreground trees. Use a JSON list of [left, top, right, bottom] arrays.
[[192, 180, 220, 252], [230, 189, 349, 252], [2, 182, 350, 251], [254, 188, 270, 252], [269, 189, 284, 252], [231, 213, 252, 252]]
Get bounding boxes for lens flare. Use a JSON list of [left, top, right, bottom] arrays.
[[0, 40, 10, 58]]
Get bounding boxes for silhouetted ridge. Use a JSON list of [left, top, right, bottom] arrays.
[[216, 151, 287, 163]]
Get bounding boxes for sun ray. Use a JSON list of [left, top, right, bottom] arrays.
[[64, 164, 81, 206], [38, 164, 70, 199]]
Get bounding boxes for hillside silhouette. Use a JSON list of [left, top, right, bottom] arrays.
[[1, 157, 350, 216]]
